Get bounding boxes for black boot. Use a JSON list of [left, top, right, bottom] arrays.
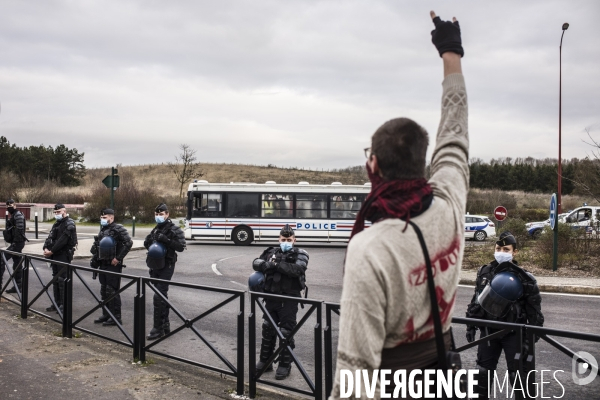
[[275, 328, 295, 380], [6, 286, 17, 294], [147, 304, 165, 341], [103, 315, 122, 326], [94, 285, 110, 323], [256, 321, 277, 372]]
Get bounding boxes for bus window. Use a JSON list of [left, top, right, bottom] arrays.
[[329, 194, 366, 219], [193, 193, 223, 218], [262, 194, 293, 218], [227, 193, 259, 218], [297, 194, 327, 219]]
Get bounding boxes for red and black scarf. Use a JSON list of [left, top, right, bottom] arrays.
[[350, 164, 434, 239]]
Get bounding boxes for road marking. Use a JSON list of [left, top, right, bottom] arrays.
[[230, 281, 247, 288], [211, 263, 222, 276], [540, 291, 600, 298], [459, 284, 600, 298], [218, 254, 247, 262]]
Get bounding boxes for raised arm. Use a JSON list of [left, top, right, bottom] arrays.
[[428, 10, 469, 199]]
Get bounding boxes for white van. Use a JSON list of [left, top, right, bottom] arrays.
[[464, 215, 496, 241]]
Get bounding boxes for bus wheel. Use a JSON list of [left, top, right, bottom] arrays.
[[232, 226, 253, 246]]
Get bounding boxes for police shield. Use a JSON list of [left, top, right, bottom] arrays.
[[146, 241, 167, 270], [478, 271, 524, 318], [98, 236, 116, 260]]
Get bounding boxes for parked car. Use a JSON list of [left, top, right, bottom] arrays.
[[525, 212, 580, 239], [465, 215, 496, 241], [526, 219, 551, 238]]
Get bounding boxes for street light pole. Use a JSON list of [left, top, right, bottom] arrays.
[[558, 22, 569, 214]]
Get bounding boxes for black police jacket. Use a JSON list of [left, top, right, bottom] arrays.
[[90, 223, 133, 266], [252, 247, 308, 296], [44, 217, 77, 256], [6, 210, 26, 244], [466, 260, 544, 330], [143, 219, 186, 263]]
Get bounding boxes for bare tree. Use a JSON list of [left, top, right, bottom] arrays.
[[562, 127, 600, 204], [168, 144, 204, 198]]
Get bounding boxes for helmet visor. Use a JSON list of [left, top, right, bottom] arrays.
[[477, 284, 513, 318]]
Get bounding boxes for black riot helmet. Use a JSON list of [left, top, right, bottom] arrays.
[[248, 271, 265, 292], [280, 224, 295, 238], [478, 271, 524, 318]]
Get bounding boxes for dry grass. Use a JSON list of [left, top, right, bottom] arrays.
[[77, 163, 368, 198]]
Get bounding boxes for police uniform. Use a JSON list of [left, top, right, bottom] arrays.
[[143, 203, 186, 340], [90, 208, 133, 325], [252, 224, 308, 380], [2, 199, 27, 293], [43, 204, 78, 313], [465, 232, 544, 399]]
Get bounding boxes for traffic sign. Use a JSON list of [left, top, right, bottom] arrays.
[[550, 193, 558, 230], [102, 175, 120, 189], [494, 206, 508, 221]]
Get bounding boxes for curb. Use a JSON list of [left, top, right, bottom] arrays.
[[72, 246, 146, 260], [459, 278, 600, 296]]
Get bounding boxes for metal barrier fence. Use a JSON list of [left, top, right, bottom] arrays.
[[249, 291, 323, 399], [325, 304, 600, 400], [0, 249, 245, 396], [2, 247, 600, 399]]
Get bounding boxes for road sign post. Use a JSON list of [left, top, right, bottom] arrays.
[[102, 167, 120, 210], [494, 206, 508, 231], [550, 193, 558, 271]]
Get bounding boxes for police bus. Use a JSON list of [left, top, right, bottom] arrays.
[[184, 180, 370, 245]]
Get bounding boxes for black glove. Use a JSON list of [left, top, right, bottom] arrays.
[[90, 259, 99, 269], [431, 15, 464, 57], [92, 272, 97, 280], [466, 328, 477, 343], [157, 233, 171, 245], [263, 261, 276, 273]]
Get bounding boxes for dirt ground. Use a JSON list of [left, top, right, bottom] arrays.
[[0, 300, 295, 400]]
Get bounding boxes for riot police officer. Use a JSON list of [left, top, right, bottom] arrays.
[[143, 203, 186, 340], [465, 231, 544, 398], [90, 208, 133, 326], [251, 224, 308, 380], [2, 199, 27, 293], [43, 204, 78, 313]]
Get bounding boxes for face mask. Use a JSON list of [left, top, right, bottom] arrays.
[[7, 206, 15, 213], [494, 251, 513, 264], [100, 219, 108, 226], [155, 215, 165, 224], [55, 214, 63, 221], [280, 242, 293, 252]]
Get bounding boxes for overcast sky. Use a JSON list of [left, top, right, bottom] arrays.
[[0, 0, 598, 171]]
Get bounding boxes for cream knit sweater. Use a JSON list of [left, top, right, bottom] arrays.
[[329, 73, 469, 400]]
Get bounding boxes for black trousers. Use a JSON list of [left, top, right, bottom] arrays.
[[49, 252, 71, 307], [263, 297, 299, 331], [477, 331, 522, 371], [99, 262, 123, 317], [476, 331, 531, 399], [149, 262, 175, 327], [1, 242, 25, 288]]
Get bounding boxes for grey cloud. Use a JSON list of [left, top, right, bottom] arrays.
[[0, 0, 598, 169]]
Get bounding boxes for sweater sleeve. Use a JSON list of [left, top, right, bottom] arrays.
[[429, 73, 469, 209], [329, 238, 387, 400]]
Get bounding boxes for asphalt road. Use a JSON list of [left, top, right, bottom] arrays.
[[12, 240, 600, 399]]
